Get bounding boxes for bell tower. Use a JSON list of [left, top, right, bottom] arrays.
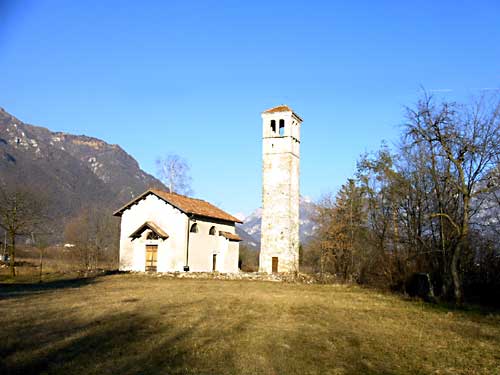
[[259, 105, 302, 273]]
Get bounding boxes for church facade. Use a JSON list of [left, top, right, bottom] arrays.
[[114, 189, 242, 273]]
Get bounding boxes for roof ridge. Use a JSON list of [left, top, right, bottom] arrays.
[[150, 188, 208, 203], [116, 188, 243, 223], [262, 104, 293, 113]]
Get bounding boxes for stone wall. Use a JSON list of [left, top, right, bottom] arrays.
[[259, 109, 301, 273], [128, 271, 322, 284]]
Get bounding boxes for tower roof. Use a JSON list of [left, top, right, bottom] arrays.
[[262, 105, 303, 122]]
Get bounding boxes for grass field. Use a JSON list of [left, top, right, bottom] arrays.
[[1, 274, 499, 375]]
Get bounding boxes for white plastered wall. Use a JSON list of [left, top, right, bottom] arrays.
[[118, 193, 240, 273], [187, 218, 239, 273], [119, 194, 188, 272]]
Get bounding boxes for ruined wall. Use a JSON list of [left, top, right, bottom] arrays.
[[259, 110, 301, 273]]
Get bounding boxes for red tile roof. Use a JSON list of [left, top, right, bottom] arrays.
[[262, 105, 303, 122], [263, 105, 293, 114], [114, 189, 243, 224], [219, 231, 242, 241]]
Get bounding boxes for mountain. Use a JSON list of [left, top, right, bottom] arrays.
[[0, 106, 318, 247], [237, 197, 318, 251], [0, 107, 165, 238]]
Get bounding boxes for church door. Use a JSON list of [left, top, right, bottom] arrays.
[[212, 254, 217, 272], [145, 245, 158, 272], [272, 257, 278, 273]]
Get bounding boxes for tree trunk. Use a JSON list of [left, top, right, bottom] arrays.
[[39, 248, 44, 283], [441, 265, 451, 300], [450, 243, 462, 305], [9, 231, 15, 277], [451, 194, 470, 305]]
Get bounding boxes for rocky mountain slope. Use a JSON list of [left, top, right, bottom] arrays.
[[0, 107, 165, 237], [0, 106, 318, 248]]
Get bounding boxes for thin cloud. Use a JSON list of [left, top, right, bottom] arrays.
[[428, 88, 453, 93], [472, 87, 500, 91]]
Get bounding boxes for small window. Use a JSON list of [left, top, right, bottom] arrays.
[[147, 231, 159, 240], [270, 120, 276, 133], [190, 223, 198, 233], [209, 226, 216, 235], [279, 119, 285, 136]]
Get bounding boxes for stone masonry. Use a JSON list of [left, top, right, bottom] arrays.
[[259, 105, 302, 273]]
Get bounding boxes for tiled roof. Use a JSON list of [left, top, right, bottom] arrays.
[[129, 221, 169, 240], [263, 105, 293, 114], [262, 105, 303, 121], [219, 231, 242, 241], [114, 189, 243, 224]]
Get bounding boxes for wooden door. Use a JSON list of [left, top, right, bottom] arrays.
[[212, 254, 217, 272], [145, 245, 158, 272], [272, 257, 278, 273]]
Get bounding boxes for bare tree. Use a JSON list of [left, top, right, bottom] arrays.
[[64, 206, 119, 273], [31, 231, 51, 283], [0, 185, 47, 277], [357, 147, 407, 285], [307, 180, 368, 282], [305, 94, 500, 305], [155, 153, 193, 195], [405, 94, 500, 304], [239, 244, 259, 272]]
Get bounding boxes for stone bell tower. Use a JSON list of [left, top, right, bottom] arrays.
[[259, 105, 302, 273]]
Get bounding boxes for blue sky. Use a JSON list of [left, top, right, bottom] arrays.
[[1, 0, 499, 216]]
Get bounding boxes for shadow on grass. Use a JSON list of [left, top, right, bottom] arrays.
[[0, 270, 124, 300], [0, 276, 101, 300], [0, 310, 211, 375], [407, 295, 500, 318]]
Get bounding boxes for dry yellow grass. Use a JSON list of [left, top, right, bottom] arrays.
[[1, 274, 499, 374]]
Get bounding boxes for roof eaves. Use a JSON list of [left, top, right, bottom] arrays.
[[113, 189, 154, 217], [129, 221, 169, 240], [262, 105, 303, 122], [292, 112, 303, 122], [192, 213, 243, 224], [113, 189, 189, 217], [114, 189, 242, 224], [219, 231, 242, 241]]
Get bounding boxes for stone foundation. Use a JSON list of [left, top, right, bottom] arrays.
[[126, 271, 333, 284]]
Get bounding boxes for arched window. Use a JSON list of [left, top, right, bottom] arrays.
[[190, 223, 199, 233], [279, 119, 285, 136], [270, 120, 276, 133], [209, 226, 216, 235], [147, 231, 159, 240]]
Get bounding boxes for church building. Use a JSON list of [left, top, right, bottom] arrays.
[[114, 189, 242, 273]]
